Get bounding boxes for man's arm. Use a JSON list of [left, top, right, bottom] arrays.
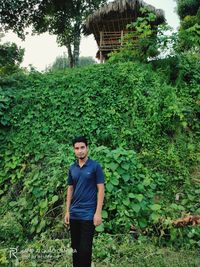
[[93, 183, 105, 226], [64, 185, 73, 224]]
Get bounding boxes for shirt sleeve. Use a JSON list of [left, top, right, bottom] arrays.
[[67, 169, 73, 185], [95, 163, 105, 184]]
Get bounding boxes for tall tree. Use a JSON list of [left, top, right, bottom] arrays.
[[0, 0, 106, 67], [176, 0, 200, 19], [176, 0, 200, 51], [0, 42, 24, 68], [46, 54, 96, 71]]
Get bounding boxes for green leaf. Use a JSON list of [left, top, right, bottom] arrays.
[[143, 177, 151, 186], [177, 205, 185, 211], [138, 218, 148, 228], [36, 219, 46, 233], [39, 199, 48, 209], [95, 223, 104, 232], [118, 167, 125, 175], [30, 226, 35, 234], [31, 216, 38, 226], [122, 173, 130, 182], [9, 201, 17, 207], [18, 198, 28, 207], [121, 162, 129, 171], [196, 208, 200, 213], [124, 210, 131, 217], [134, 194, 143, 202], [109, 162, 118, 171], [123, 198, 130, 206], [137, 184, 144, 191], [128, 193, 135, 198], [32, 188, 45, 198], [150, 204, 161, 211], [102, 210, 108, 219], [110, 177, 119, 186], [150, 212, 160, 222], [51, 195, 59, 204], [106, 182, 114, 192], [132, 203, 141, 213], [170, 203, 179, 209]]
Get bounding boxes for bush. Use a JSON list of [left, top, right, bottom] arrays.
[[0, 212, 24, 247]]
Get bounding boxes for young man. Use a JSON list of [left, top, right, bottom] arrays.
[[65, 136, 105, 267]]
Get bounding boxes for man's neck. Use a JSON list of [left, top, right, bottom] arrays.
[[78, 157, 88, 167]]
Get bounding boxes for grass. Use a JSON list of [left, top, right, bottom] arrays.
[[93, 234, 200, 267], [1, 233, 200, 266]]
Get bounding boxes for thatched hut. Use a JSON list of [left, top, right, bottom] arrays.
[[83, 0, 165, 62]]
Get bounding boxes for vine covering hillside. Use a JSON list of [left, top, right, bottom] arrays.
[[0, 60, 199, 252]]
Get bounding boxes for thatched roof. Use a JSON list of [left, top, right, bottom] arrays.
[[83, 0, 165, 35]]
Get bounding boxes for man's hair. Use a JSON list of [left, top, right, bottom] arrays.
[[72, 136, 88, 147]]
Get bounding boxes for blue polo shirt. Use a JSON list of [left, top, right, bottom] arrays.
[[67, 158, 105, 220]]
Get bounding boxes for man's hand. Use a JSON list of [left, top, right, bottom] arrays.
[[65, 211, 70, 225], [93, 212, 102, 226]]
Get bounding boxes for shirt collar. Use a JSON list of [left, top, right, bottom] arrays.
[[75, 158, 90, 167]]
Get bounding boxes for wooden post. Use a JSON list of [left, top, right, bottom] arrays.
[[121, 30, 123, 46], [100, 31, 103, 63], [100, 51, 103, 63]]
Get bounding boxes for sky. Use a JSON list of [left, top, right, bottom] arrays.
[[1, 0, 180, 71]]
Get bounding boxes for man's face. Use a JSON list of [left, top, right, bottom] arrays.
[[73, 142, 88, 160]]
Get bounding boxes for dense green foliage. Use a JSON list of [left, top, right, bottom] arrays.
[[177, 0, 200, 19], [0, 59, 199, 258], [176, 0, 200, 52]]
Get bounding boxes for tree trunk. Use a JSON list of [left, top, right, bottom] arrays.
[[73, 20, 81, 67], [66, 42, 74, 68]]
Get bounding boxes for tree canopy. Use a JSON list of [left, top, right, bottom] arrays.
[[0, 0, 106, 67], [0, 42, 24, 74], [176, 0, 200, 52], [46, 54, 96, 71], [0, 42, 24, 66], [176, 0, 200, 19]]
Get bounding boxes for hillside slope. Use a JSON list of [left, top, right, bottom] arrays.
[[0, 62, 199, 245]]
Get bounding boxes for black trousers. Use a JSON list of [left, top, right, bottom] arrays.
[[70, 219, 95, 267]]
